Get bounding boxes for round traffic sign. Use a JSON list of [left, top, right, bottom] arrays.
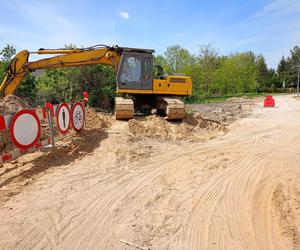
[[71, 102, 85, 132], [56, 103, 70, 134], [10, 109, 41, 149]]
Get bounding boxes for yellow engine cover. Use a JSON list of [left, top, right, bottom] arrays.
[[153, 75, 192, 96], [117, 75, 192, 96]]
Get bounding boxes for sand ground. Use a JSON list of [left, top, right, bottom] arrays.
[[0, 95, 299, 249]]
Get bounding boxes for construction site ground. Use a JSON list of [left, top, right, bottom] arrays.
[[0, 95, 299, 249]]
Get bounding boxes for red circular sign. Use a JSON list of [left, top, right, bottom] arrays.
[[71, 102, 85, 132], [56, 103, 71, 134], [10, 109, 41, 149]]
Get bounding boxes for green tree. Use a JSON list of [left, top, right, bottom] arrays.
[[35, 64, 115, 108], [273, 46, 300, 88], [197, 44, 220, 96], [215, 52, 257, 95], [267, 69, 281, 89], [163, 45, 195, 73], [0, 44, 16, 62], [287, 46, 300, 86], [154, 54, 167, 68], [255, 55, 269, 89], [153, 55, 168, 78], [277, 56, 289, 87], [17, 73, 37, 99], [69, 65, 115, 108], [0, 62, 5, 83], [0, 44, 17, 83]]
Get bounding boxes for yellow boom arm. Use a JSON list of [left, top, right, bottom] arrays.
[[0, 46, 121, 96]]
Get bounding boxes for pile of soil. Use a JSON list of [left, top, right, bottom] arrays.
[[28, 108, 113, 171], [128, 113, 226, 141], [0, 95, 29, 113], [54, 107, 113, 150], [85, 107, 113, 130]]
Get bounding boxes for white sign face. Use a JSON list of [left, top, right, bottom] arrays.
[[57, 104, 70, 133], [10, 110, 40, 149], [72, 103, 84, 131]]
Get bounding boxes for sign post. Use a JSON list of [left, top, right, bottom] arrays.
[[47, 109, 55, 147]]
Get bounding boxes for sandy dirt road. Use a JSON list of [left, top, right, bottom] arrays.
[[0, 95, 300, 249]]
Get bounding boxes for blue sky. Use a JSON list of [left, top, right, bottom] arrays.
[[0, 0, 299, 68]]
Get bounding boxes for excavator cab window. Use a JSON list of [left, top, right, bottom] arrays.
[[120, 56, 142, 83], [117, 52, 153, 90]]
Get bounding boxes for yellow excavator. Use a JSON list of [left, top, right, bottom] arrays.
[[0, 45, 192, 120]]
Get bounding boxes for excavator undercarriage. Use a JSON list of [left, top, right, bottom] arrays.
[[115, 97, 134, 120], [158, 97, 186, 120], [115, 95, 186, 120]]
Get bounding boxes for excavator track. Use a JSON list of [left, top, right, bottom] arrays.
[[115, 97, 134, 120], [159, 97, 186, 120]]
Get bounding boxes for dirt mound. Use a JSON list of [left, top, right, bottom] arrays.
[[85, 107, 113, 130], [54, 107, 113, 155], [128, 113, 226, 141], [0, 95, 29, 113]]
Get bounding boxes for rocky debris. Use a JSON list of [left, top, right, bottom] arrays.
[[209, 104, 242, 123], [188, 97, 255, 125]]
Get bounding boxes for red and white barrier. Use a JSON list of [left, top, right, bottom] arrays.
[[56, 103, 71, 134], [71, 102, 85, 132], [0, 101, 85, 164], [0, 138, 51, 164], [0, 114, 14, 131], [10, 109, 41, 150]]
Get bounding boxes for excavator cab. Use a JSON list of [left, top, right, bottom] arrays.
[[116, 48, 154, 91]]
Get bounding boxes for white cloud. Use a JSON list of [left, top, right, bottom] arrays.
[[119, 11, 130, 20]]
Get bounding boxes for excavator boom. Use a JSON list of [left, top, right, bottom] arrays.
[[0, 45, 121, 96]]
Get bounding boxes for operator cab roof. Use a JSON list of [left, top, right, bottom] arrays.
[[116, 46, 155, 54]]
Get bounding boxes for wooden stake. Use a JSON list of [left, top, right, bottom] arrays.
[[119, 239, 150, 250]]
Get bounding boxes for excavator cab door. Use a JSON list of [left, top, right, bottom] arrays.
[[116, 52, 153, 90]]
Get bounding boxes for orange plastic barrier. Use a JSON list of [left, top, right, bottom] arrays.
[[264, 96, 275, 107]]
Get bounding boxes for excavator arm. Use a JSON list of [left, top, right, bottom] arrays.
[[0, 45, 122, 96]]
